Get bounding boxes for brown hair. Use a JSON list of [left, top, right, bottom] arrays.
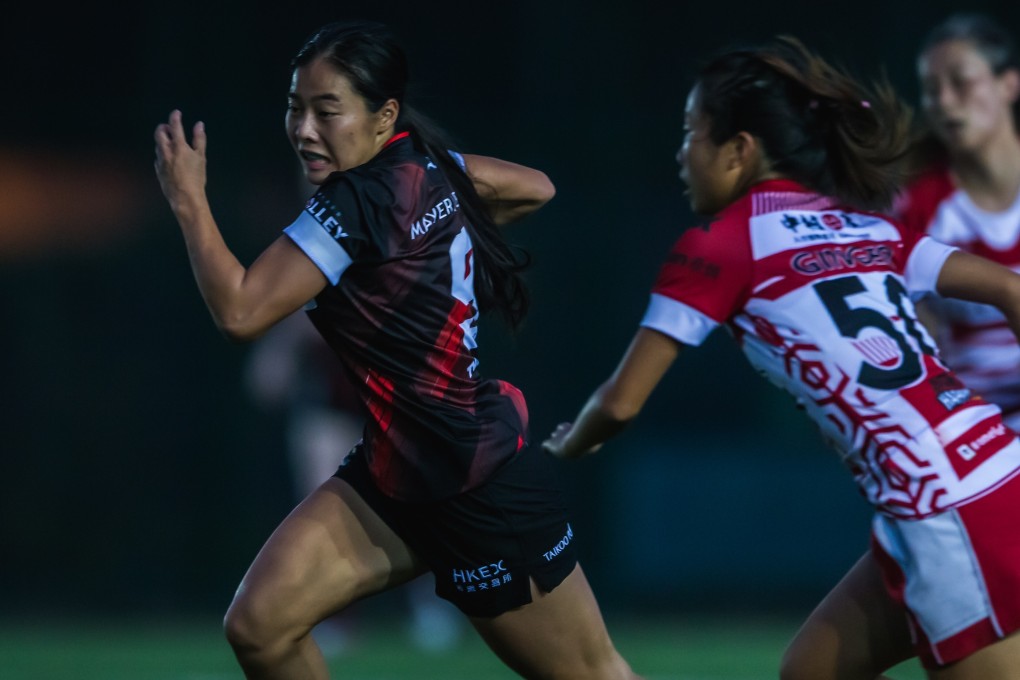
[[697, 36, 912, 210]]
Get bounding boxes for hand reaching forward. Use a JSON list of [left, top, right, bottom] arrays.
[[154, 110, 208, 217], [542, 422, 602, 460]]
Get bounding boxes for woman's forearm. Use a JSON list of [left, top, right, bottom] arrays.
[[170, 196, 252, 337], [462, 154, 555, 225]]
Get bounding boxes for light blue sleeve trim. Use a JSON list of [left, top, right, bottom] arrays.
[[283, 211, 353, 286], [639, 293, 718, 346], [448, 150, 466, 171]]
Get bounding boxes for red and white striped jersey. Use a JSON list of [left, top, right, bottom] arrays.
[[643, 179, 1020, 519], [896, 166, 1020, 428]]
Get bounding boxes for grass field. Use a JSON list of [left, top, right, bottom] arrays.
[[0, 614, 928, 679]]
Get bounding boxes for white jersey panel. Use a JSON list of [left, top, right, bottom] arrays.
[[732, 205, 1020, 518], [921, 189, 1020, 422]]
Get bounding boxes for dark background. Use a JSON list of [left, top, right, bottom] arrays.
[[2, 0, 1017, 620]]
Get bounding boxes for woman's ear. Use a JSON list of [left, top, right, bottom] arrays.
[[1000, 67, 1020, 106], [727, 131, 762, 171], [377, 98, 400, 133]]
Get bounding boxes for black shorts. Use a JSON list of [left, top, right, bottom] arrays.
[[334, 444, 578, 618]]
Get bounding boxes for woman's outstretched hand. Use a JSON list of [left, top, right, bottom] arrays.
[[154, 110, 208, 217], [542, 422, 601, 460]]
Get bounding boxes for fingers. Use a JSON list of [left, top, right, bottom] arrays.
[[167, 109, 185, 142], [541, 422, 573, 458], [193, 121, 207, 156], [154, 110, 206, 153]]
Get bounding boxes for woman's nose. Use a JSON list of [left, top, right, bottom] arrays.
[[294, 113, 317, 141]]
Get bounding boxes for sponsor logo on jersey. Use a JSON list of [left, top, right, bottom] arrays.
[[780, 212, 885, 244], [664, 251, 720, 279], [450, 559, 513, 593], [930, 373, 972, 410], [790, 244, 894, 276], [948, 419, 1013, 479], [957, 423, 1007, 460], [938, 389, 972, 410], [781, 212, 879, 233], [543, 524, 573, 562], [305, 196, 349, 239], [411, 191, 461, 240]]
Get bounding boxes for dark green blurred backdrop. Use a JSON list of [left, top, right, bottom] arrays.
[[2, 0, 1017, 620]]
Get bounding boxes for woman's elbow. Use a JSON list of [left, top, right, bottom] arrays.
[[532, 172, 556, 208], [215, 314, 270, 344]]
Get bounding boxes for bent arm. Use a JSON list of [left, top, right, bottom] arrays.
[[154, 110, 326, 342], [544, 327, 682, 459], [461, 154, 555, 225], [184, 226, 326, 342], [936, 250, 1020, 342]]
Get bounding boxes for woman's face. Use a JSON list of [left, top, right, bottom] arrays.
[[286, 56, 396, 184], [676, 85, 739, 215], [919, 38, 1018, 154]]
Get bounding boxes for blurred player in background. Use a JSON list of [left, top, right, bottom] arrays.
[[782, 14, 1020, 680], [544, 36, 1020, 679], [897, 13, 1020, 429]]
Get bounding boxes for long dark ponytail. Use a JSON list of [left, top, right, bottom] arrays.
[[697, 37, 912, 210], [292, 21, 530, 329]]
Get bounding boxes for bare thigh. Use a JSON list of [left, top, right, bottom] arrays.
[[228, 476, 425, 634], [928, 631, 1020, 680], [469, 564, 639, 680], [781, 551, 913, 680]]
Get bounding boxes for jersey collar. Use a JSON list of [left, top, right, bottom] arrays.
[[750, 177, 812, 194]]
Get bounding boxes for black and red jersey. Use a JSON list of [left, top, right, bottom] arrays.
[[284, 134, 527, 501]]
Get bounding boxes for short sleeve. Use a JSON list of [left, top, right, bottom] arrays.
[[641, 293, 721, 345], [284, 175, 372, 285], [904, 235, 958, 295], [640, 215, 752, 346], [448, 151, 466, 171]]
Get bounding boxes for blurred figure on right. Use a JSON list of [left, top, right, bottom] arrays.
[[781, 14, 1020, 680], [897, 13, 1020, 429]]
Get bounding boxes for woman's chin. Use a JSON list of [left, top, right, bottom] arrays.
[[304, 168, 331, 185]]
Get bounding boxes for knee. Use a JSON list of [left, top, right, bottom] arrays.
[[779, 644, 819, 680], [223, 590, 301, 658], [223, 593, 264, 653]]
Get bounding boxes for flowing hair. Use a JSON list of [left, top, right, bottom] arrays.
[[292, 21, 530, 329], [697, 36, 913, 210]]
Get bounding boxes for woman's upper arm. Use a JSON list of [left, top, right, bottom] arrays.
[[460, 154, 555, 225], [935, 250, 1020, 308], [223, 235, 328, 341], [601, 327, 683, 420]]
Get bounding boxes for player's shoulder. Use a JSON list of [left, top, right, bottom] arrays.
[[318, 153, 425, 207], [903, 163, 953, 196], [895, 164, 955, 229], [684, 191, 753, 237], [675, 191, 754, 255]]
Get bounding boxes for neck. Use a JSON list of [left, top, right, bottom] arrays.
[[950, 126, 1020, 209]]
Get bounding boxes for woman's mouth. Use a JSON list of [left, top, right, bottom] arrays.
[[300, 150, 331, 168], [941, 119, 966, 136]]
